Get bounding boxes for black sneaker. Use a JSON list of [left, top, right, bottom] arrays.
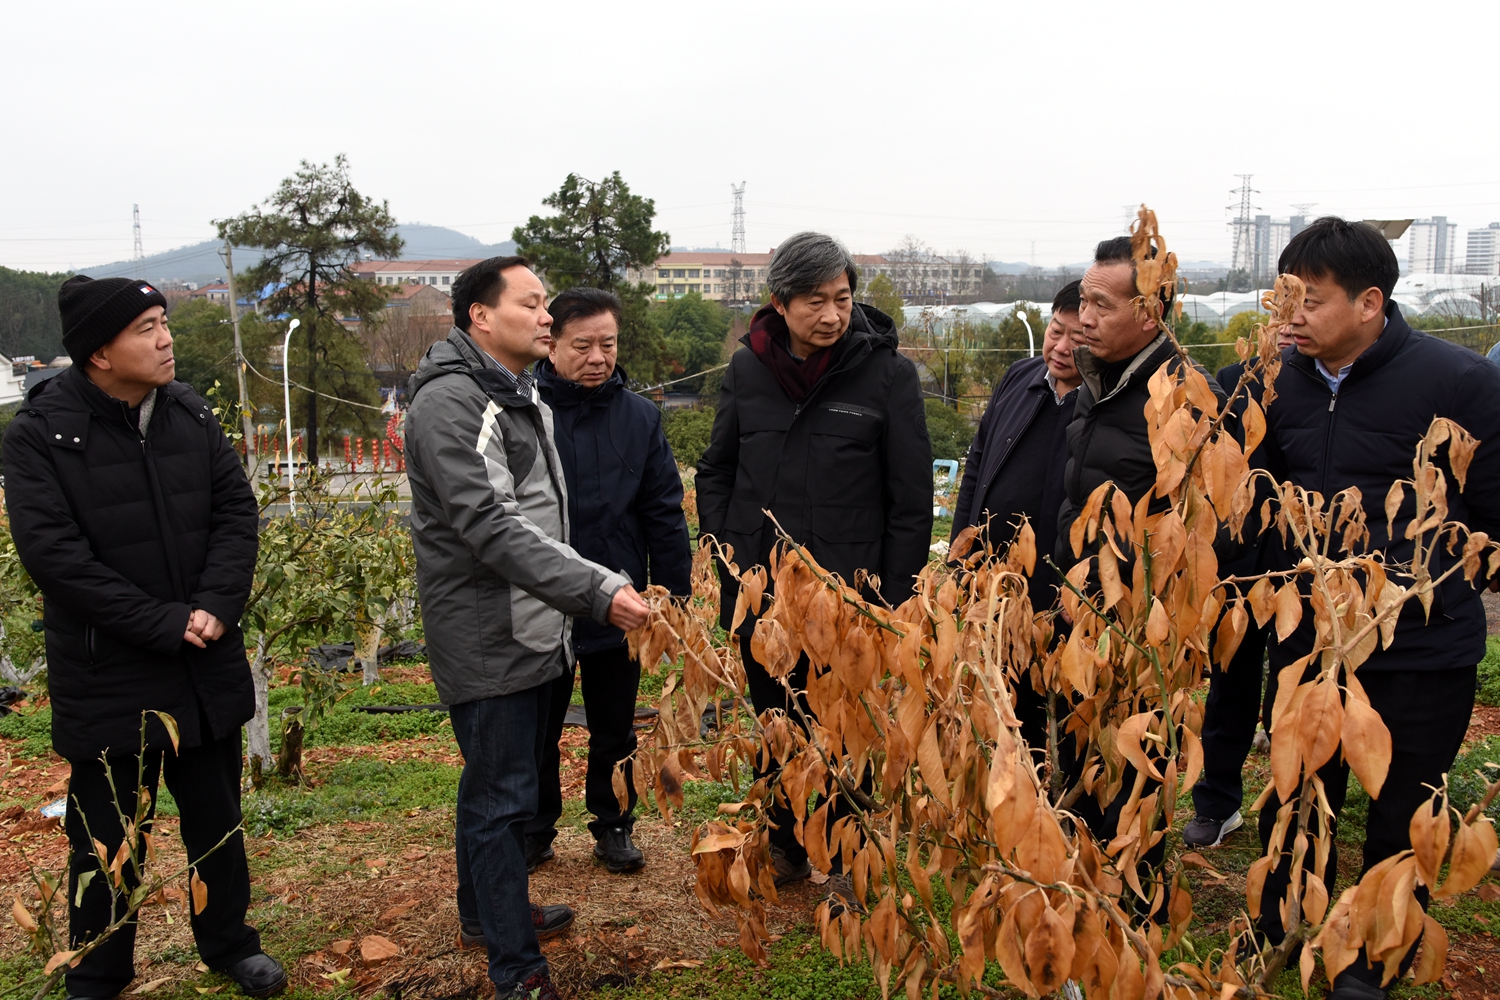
[[531, 903, 574, 941], [1182, 810, 1243, 848], [506, 969, 563, 1000], [223, 953, 288, 998], [459, 922, 484, 949], [593, 827, 645, 873], [525, 835, 555, 874], [769, 845, 811, 887]]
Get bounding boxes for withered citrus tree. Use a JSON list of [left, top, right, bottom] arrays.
[[621, 208, 1500, 999]]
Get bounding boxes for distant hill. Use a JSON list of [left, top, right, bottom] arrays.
[[79, 225, 517, 287]]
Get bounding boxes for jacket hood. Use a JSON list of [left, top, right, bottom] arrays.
[[408, 327, 535, 406], [535, 357, 627, 409]]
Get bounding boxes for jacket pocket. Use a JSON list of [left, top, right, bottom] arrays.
[[809, 507, 883, 543]]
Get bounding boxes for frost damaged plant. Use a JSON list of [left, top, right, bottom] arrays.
[[8, 712, 239, 1000], [620, 206, 1500, 998]]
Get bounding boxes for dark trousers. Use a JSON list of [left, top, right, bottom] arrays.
[[64, 725, 260, 997], [1192, 622, 1269, 821], [740, 635, 860, 874], [1257, 663, 1475, 989], [529, 646, 640, 842], [451, 681, 554, 992]]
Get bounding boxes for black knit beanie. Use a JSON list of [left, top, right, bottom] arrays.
[[58, 275, 169, 367]]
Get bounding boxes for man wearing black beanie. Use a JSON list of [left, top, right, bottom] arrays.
[[3, 276, 286, 998]]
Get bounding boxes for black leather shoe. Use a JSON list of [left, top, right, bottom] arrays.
[[224, 953, 287, 997], [531, 903, 574, 941], [525, 835, 555, 874], [459, 922, 485, 949], [593, 826, 645, 873]]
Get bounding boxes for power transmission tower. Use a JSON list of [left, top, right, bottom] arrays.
[[1291, 203, 1317, 218], [730, 182, 746, 254], [132, 204, 144, 277], [1227, 175, 1258, 275]]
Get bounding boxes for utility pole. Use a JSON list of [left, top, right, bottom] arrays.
[[132, 204, 144, 278], [731, 182, 746, 255], [1228, 175, 1258, 279], [219, 241, 255, 469]]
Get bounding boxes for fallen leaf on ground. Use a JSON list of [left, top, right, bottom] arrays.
[[321, 969, 351, 984], [45, 778, 68, 795], [624, 924, 644, 937], [652, 959, 703, 971], [360, 935, 400, 966], [364, 858, 388, 869], [379, 902, 416, 923], [330, 940, 352, 956], [132, 977, 172, 994], [401, 848, 429, 862], [194, 962, 210, 973], [193, 988, 221, 995]]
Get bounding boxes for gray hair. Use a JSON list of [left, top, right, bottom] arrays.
[[767, 231, 859, 304]]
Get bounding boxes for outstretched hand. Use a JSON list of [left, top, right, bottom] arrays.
[[607, 585, 651, 631], [183, 609, 225, 649]]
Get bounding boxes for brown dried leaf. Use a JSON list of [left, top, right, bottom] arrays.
[[1342, 694, 1392, 800], [1409, 795, 1450, 889], [1411, 914, 1449, 985], [1296, 678, 1344, 773], [1274, 582, 1303, 641], [190, 870, 207, 916], [359, 935, 400, 966], [11, 896, 36, 933], [1023, 905, 1074, 996], [1437, 817, 1499, 898]]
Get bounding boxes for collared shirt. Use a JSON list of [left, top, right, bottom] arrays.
[[458, 329, 537, 398], [1044, 369, 1079, 404], [1314, 316, 1387, 395]]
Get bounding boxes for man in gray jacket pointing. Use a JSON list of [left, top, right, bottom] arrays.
[[404, 255, 650, 1000]]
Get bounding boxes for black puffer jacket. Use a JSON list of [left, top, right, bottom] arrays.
[[696, 304, 932, 631], [536, 359, 692, 656], [1263, 305, 1500, 671], [2, 368, 259, 759], [1056, 334, 1227, 564]]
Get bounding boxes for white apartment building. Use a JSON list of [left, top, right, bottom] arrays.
[[627, 250, 985, 302], [1408, 217, 1459, 274], [352, 259, 482, 289], [1466, 223, 1500, 276]]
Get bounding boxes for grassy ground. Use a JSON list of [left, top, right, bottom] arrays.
[[6, 648, 1500, 999]]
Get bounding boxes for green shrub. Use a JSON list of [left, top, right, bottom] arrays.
[[1450, 734, 1500, 822], [924, 398, 974, 461], [0, 706, 52, 758], [664, 406, 716, 468], [1478, 636, 1500, 707]]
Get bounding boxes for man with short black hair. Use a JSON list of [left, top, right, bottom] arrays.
[[951, 279, 1083, 758], [1256, 218, 1500, 999], [527, 286, 692, 875], [697, 231, 931, 913], [405, 256, 651, 1000], [4, 277, 284, 999]]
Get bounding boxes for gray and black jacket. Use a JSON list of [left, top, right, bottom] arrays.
[[404, 329, 631, 705]]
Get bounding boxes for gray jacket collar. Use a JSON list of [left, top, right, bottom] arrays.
[[1074, 331, 1171, 404]]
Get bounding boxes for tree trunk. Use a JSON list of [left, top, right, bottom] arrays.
[[276, 706, 304, 781], [246, 635, 272, 787], [356, 607, 385, 687]]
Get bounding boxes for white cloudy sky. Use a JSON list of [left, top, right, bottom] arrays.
[[3, 0, 1496, 271]]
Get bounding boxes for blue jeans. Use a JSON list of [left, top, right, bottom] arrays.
[[451, 681, 554, 992]]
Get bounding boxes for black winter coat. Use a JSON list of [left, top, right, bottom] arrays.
[[1056, 335, 1229, 564], [1263, 305, 1500, 672], [697, 304, 933, 631], [951, 357, 1076, 605], [2, 369, 258, 759], [536, 360, 692, 656]]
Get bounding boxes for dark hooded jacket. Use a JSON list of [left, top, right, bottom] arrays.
[[1263, 304, 1500, 672], [2, 368, 259, 760], [536, 359, 691, 656], [696, 303, 932, 631]]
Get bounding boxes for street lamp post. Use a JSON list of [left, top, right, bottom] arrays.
[[1016, 307, 1035, 358], [282, 318, 301, 513]]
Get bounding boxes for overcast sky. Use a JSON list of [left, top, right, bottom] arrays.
[[4, 0, 1496, 272]]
